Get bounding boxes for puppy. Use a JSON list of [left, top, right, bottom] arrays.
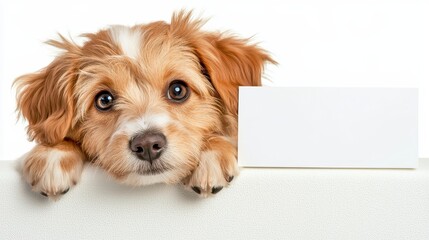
[[15, 11, 274, 199]]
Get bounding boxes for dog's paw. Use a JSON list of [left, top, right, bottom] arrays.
[[183, 150, 239, 197], [22, 142, 84, 201]]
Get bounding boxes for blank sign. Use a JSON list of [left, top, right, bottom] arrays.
[[238, 87, 418, 168]]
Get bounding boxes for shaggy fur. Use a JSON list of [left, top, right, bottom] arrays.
[[15, 11, 274, 199]]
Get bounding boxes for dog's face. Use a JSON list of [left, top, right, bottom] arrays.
[[16, 12, 273, 186], [76, 24, 220, 185]]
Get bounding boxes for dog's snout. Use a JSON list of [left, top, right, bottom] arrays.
[[130, 132, 166, 162]]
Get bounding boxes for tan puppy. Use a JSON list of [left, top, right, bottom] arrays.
[[15, 11, 274, 199]]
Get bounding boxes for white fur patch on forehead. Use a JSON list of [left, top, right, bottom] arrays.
[[116, 114, 171, 137], [108, 25, 142, 59]]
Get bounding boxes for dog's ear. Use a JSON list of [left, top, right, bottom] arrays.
[[15, 36, 81, 145], [194, 34, 275, 114], [171, 11, 275, 114]]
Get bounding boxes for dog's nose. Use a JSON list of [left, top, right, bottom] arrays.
[[130, 132, 166, 162]]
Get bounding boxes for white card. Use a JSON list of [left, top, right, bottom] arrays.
[[238, 87, 418, 168]]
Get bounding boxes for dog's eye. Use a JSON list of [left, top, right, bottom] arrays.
[[95, 91, 114, 111], [167, 80, 189, 102]]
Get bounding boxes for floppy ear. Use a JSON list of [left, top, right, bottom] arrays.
[[15, 36, 81, 145], [170, 11, 275, 114], [194, 34, 275, 114]]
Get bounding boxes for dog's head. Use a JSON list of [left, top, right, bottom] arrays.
[[15, 11, 274, 185]]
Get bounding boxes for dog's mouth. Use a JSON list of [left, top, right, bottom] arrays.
[[136, 161, 172, 175]]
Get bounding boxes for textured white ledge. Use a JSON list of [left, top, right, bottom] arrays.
[[1, 160, 429, 240]]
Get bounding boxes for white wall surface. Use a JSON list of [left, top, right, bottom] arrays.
[[0, 0, 428, 160]]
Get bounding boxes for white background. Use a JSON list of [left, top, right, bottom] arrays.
[[0, 0, 428, 160]]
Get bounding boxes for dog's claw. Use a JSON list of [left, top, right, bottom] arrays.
[[40, 192, 48, 197], [191, 186, 201, 194], [227, 176, 234, 182], [211, 186, 223, 194], [61, 188, 70, 195]]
